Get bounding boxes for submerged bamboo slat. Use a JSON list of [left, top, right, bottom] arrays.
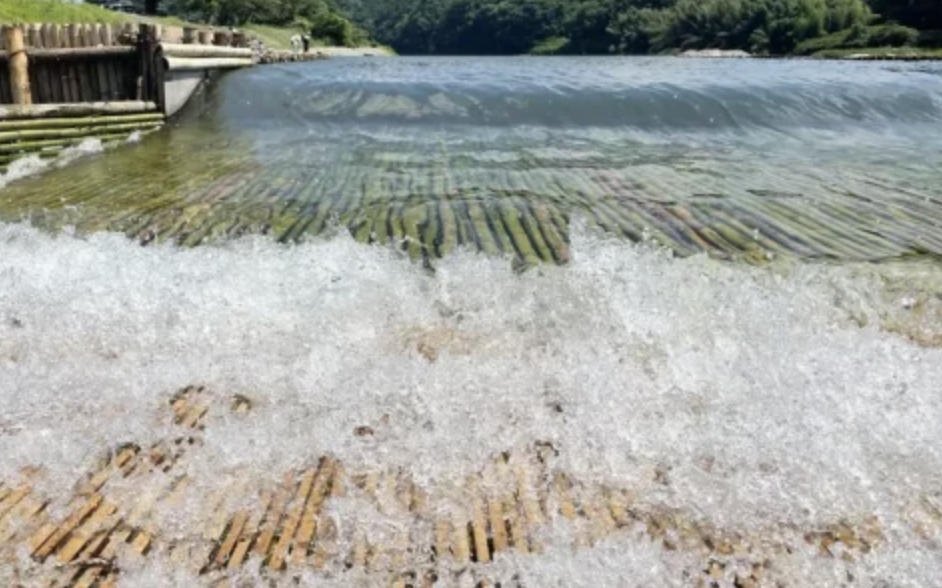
[[0, 125, 161, 153], [502, 200, 543, 264], [0, 128, 159, 166], [0, 120, 162, 142]]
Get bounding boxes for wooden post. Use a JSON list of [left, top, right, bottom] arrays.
[[89, 24, 102, 47], [27, 24, 43, 48], [101, 24, 114, 47], [26, 24, 48, 103], [68, 24, 80, 48], [102, 24, 119, 100], [88, 25, 107, 101], [78, 25, 92, 102], [4, 26, 32, 105], [40, 24, 53, 48], [48, 25, 64, 102], [40, 24, 58, 103], [213, 30, 232, 46], [27, 24, 45, 103], [138, 24, 157, 102]]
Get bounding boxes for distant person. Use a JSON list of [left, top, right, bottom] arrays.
[[302, 35, 310, 54], [290, 34, 302, 55]]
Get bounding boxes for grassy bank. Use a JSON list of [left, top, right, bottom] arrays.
[[0, 0, 383, 53], [241, 23, 320, 51], [0, 0, 125, 24]]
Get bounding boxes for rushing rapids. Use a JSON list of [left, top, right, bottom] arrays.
[[1, 57, 941, 587]]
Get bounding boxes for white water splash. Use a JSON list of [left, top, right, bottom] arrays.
[[0, 222, 940, 586], [0, 154, 48, 191], [0, 138, 105, 191]]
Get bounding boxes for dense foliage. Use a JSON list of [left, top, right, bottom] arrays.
[[332, 0, 941, 55], [85, 0, 941, 54]]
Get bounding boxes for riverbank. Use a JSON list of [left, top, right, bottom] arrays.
[[0, 0, 388, 56], [316, 46, 393, 57], [679, 47, 942, 60], [813, 46, 942, 60]]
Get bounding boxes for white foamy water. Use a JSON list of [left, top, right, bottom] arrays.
[[1, 221, 941, 586], [0, 138, 105, 191]]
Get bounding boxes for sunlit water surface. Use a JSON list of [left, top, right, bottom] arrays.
[[1, 57, 941, 587]]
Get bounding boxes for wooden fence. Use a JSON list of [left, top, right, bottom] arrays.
[[0, 23, 254, 169], [0, 23, 253, 107], [0, 24, 143, 105]]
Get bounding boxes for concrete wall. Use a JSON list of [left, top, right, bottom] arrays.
[[160, 69, 208, 118]]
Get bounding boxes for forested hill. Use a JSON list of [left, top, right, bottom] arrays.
[[332, 0, 942, 56]]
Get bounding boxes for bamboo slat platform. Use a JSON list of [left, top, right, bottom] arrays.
[[1, 386, 936, 587], [0, 122, 940, 265]]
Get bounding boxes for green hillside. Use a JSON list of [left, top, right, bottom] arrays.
[[332, 0, 942, 57]]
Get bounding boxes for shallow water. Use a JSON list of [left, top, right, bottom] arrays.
[[1, 57, 942, 262], [1, 58, 942, 587]]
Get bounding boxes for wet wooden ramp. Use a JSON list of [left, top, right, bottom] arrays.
[[0, 386, 935, 587]]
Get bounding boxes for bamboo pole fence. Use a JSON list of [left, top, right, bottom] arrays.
[[0, 21, 265, 169]]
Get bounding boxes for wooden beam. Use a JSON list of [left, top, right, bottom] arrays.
[[163, 57, 254, 71], [0, 101, 158, 120], [0, 113, 165, 132], [3, 26, 32, 105], [159, 43, 252, 59], [0, 46, 136, 61], [0, 121, 162, 144]]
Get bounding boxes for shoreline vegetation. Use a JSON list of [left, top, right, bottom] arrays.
[[333, 0, 942, 59], [0, 0, 393, 54], [0, 0, 938, 60]]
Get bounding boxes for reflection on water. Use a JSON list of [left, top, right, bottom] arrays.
[[1, 57, 941, 264]]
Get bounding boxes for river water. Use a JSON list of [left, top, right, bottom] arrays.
[[1, 58, 942, 586], [2, 57, 942, 261]]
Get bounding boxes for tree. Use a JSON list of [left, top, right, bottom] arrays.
[[869, 0, 942, 29], [310, 11, 357, 45], [331, 0, 929, 55]]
